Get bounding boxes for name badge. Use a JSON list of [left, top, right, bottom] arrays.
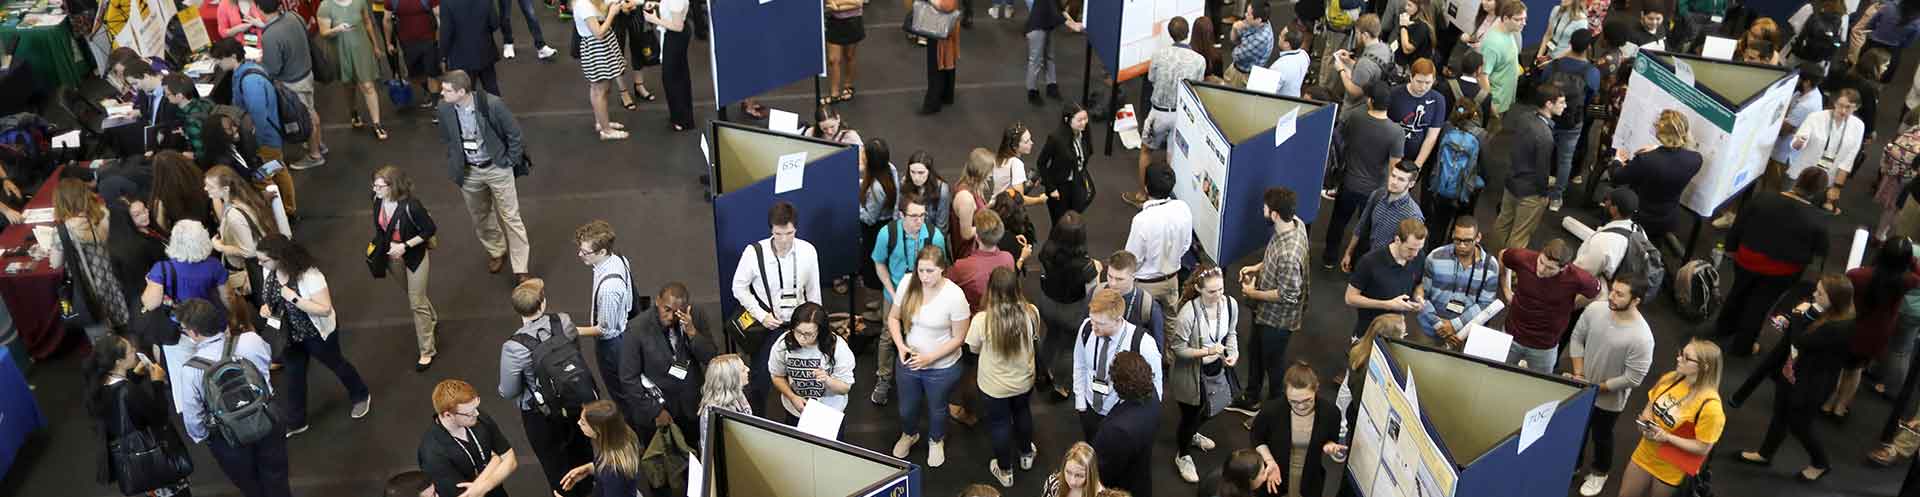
[[1710, 15, 1723, 23], [1090, 380, 1112, 395], [243, 33, 258, 43], [265, 316, 282, 329], [462, 140, 481, 151], [1443, 300, 1467, 316], [669, 363, 689, 380]]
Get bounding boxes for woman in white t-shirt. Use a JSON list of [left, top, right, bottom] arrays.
[[571, 0, 633, 140], [991, 122, 1047, 208], [886, 245, 971, 468], [769, 302, 857, 423], [255, 236, 370, 434]]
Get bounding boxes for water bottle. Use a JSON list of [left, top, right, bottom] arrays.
[[1711, 242, 1725, 268]]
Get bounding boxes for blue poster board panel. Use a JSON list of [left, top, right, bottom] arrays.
[[1455, 388, 1596, 497], [1083, 0, 1123, 75], [1217, 104, 1333, 265], [0, 352, 43, 476], [1518, 0, 1558, 47], [711, 147, 861, 320], [709, 0, 826, 108]]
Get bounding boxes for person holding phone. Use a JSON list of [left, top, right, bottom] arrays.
[[256, 236, 371, 436], [1565, 277, 1656, 496], [317, 0, 393, 140], [1735, 274, 1855, 482], [887, 246, 972, 468], [86, 334, 192, 497], [1618, 339, 1725, 497], [641, 0, 696, 131]]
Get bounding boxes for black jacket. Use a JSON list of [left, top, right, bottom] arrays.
[[438, 0, 500, 71], [1500, 106, 1555, 198], [617, 307, 717, 428], [1726, 193, 1831, 267], [1765, 313, 1856, 407], [1094, 398, 1161, 497], [1035, 126, 1093, 214], [1252, 395, 1340, 497], [371, 197, 438, 271], [1612, 146, 1703, 233]]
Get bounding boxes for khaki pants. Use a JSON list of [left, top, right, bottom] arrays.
[[387, 255, 438, 358], [459, 165, 531, 273], [1136, 275, 1179, 353], [1486, 107, 1505, 138], [1225, 65, 1251, 88], [256, 146, 298, 215], [1493, 190, 1549, 250]]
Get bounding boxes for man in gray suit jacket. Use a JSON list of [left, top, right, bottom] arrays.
[[436, 70, 532, 280]]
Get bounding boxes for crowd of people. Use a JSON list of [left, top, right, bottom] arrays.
[[50, 0, 1920, 496]]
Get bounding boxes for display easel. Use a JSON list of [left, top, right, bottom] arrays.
[[699, 407, 920, 497], [1170, 80, 1335, 263]]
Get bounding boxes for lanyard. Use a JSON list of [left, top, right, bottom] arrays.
[[763, 241, 790, 294], [455, 426, 488, 473], [1452, 249, 1486, 298], [1822, 114, 1849, 161], [1194, 299, 1228, 345]]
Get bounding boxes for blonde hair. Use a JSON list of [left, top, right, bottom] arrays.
[[1053, 442, 1102, 497], [511, 278, 547, 318], [1654, 110, 1690, 148], [962, 147, 996, 191], [581, 400, 641, 478], [700, 354, 750, 412], [54, 179, 104, 229], [1676, 339, 1723, 410]]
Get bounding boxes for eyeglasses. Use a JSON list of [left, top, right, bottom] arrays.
[[1452, 237, 1477, 244], [1676, 353, 1699, 364], [452, 408, 480, 419], [1287, 397, 1314, 407]]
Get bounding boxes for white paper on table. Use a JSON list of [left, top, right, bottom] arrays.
[[194, 83, 215, 98], [50, 130, 79, 149], [1560, 216, 1595, 241], [768, 109, 800, 134], [243, 46, 262, 61], [687, 458, 704, 497], [1671, 57, 1694, 87], [21, 208, 55, 224], [1274, 107, 1299, 146], [774, 151, 808, 194], [1467, 299, 1505, 328], [30, 226, 55, 249], [1519, 400, 1557, 453], [1701, 36, 1737, 60], [1116, 126, 1141, 150], [796, 399, 846, 439], [1848, 228, 1869, 270], [1246, 65, 1283, 95], [1461, 324, 1513, 362]]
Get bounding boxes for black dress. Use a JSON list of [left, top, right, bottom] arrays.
[[1035, 126, 1092, 223]]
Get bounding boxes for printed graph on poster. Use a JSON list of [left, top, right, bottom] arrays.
[[1610, 51, 1796, 216], [1085, 0, 1204, 81]]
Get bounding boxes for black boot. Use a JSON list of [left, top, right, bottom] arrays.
[[1046, 83, 1061, 99], [1028, 90, 1043, 106]]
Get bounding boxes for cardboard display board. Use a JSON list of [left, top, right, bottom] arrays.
[[1349, 338, 1596, 497], [1170, 81, 1335, 264], [701, 408, 919, 497], [1084, 0, 1201, 81], [1610, 50, 1796, 216], [708, 122, 861, 321], [707, 0, 826, 108]]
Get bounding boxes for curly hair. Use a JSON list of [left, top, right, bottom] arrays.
[[1110, 351, 1155, 400], [166, 219, 215, 262]]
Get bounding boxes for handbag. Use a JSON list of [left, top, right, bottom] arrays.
[[308, 24, 340, 84], [57, 224, 98, 328], [104, 388, 194, 495], [903, 0, 958, 40]]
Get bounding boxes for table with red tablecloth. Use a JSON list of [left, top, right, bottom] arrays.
[[0, 165, 68, 360]]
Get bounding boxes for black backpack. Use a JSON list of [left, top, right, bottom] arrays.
[[190, 335, 277, 445], [1602, 224, 1667, 298], [233, 67, 313, 144], [594, 255, 640, 322], [509, 315, 601, 417], [1535, 60, 1591, 128], [1793, 13, 1845, 62]]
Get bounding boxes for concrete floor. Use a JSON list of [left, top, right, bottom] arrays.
[[3, 3, 1918, 497]]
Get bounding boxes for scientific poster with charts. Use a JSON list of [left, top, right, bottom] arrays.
[[1088, 0, 1203, 81], [1353, 346, 1458, 497], [1170, 83, 1228, 259], [1610, 51, 1795, 215]]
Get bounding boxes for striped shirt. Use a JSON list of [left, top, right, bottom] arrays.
[[1416, 245, 1502, 336], [1352, 189, 1425, 255]]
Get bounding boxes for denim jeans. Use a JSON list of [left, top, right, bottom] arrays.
[[1507, 343, 1558, 374], [1025, 30, 1057, 91], [497, 0, 548, 47], [1873, 313, 1920, 394], [595, 334, 627, 410], [897, 362, 962, 440], [1548, 127, 1582, 199], [283, 331, 370, 428], [981, 390, 1035, 466]]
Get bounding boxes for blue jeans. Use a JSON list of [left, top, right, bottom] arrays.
[[981, 390, 1035, 466], [283, 331, 370, 428], [1507, 343, 1558, 374], [1873, 313, 1920, 394], [594, 334, 627, 412], [897, 362, 962, 441], [1548, 127, 1582, 199], [497, 0, 548, 47]]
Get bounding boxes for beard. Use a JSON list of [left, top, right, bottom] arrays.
[[1610, 300, 1630, 312]]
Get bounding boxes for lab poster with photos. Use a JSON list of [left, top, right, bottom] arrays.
[[1611, 50, 1795, 216], [1353, 346, 1458, 497], [1170, 83, 1229, 259], [1086, 0, 1203, 81]]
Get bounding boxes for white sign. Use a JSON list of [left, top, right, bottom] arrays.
[[796, 399, 845, 439], [1461, 324, 1513, 362], [1274, 107, 1298, 146], [1246, 65, 1283, 95], [687, 458, 704, 497], [50, 130, 79, 149], [775, 151, 808, 193], [768, 109, 800, 135], [1445, 0, 1481, 32], [1701, 36, 1737, 60], [699, 133, 712, 166], [1848, 228, 1870, 270], [1518, 400, 1557, 453], [1169, 84, 1228, 259]]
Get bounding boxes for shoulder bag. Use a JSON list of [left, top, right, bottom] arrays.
[[57, 224, 99, 328], [904, 0, 958, 40], [103, 385, 195, 495], [473, 93, 534, 177]]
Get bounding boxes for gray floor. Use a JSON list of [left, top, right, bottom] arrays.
[[4, 3, 1919, 497]]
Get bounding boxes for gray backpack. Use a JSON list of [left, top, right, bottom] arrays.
[[191, 336, 277, 445]]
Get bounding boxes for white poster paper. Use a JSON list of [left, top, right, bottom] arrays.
[[1444, 0, 1481, 32], [1467, 300, 1504, 328], [1169, 84, 1228, 260], [699, 133, 712, 166], [1274, 107, 1298, 146], [1671, 58, 1695, 87], [796, 399, 845, 439], [194, 83, 216, 98], [1402, 371, 1420, 416], [1246, 65, 1283, 95], [687, 458, 704, 497], [50, 130, 79, 149], [768, 109, 800, 135], [1519, 400, 1557, 453], [1461, 325, 1513, 362], [1560, 216, 1596, 241], [1848, 228, 1870, 270], [1701, 36, 1737, 60], [774, 151, 808, 193]]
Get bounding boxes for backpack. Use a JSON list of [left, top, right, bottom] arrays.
[[234, 67, 313, 144], [1429, 127, 1483, 202], [1325, 1, 1355, 30], [509, 315, 601, 417], [0, 113, 56, 180], [1534, 60, 1591, 128], [1792, 13, 1845, 62], [1601, 224, 1667, 298], [594, 254, 640, 322], [1671, 259, 1721, 320], [191, 335, 277, 445]]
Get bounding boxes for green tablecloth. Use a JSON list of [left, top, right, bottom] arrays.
[[0, 13, 89, 91]]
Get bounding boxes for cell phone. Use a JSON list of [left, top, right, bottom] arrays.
[[1636, 419, 1657, 432]]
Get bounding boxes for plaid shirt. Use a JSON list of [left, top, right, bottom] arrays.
[[179, 98, 215, 157], [1232, 22, 1274, 73], [1254, 217, 1310, 329], [1415, 245, 1502, 336]]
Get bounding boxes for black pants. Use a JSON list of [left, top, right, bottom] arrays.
[[744, 325, 775, 416], [663, 28, 695, 128], [1321, 189, 1367, 265], [859, 221, 888, 289], [1079, 409, 1104, 442], [1037, 293, 1085, 386], [1422, 191, 1479, 248], [465, 64, 502, 96], [1758, 379, 1831, 469], [282, 331, 370, 428], [1176, 401, 1207, 456], [982, 391, 1035, 466], [921, 44, 956, 112], [1715, 265, 1798, 355], [521, 408, 596, 496], [207, 421, 293, 497], [1581, 407, 1621, 474], [1245, 323, 1291, 400]]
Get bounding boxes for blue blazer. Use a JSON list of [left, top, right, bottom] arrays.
[[438, 0, 499, 71]]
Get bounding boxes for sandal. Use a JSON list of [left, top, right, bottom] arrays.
[[351, 114, 365, 129], [621, 93, 638, 111], [839, 86, 855, 102], [373, 125, 389, 141], [633, 83, 657, 102], [1870, 444, 1902, 466]]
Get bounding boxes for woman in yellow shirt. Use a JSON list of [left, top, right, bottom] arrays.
[[1620, 338, 1725, 497]]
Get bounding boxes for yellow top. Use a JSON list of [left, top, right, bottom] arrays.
[[1629, 372, 1725, 486]]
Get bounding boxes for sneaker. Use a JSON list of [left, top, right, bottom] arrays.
[[1191, 433, 1216, 451], [1712, 212, 1736, 229], [503, 44, 517, 59], [1175, 454, 1199, 483], [1225, 396, 1261, 416], [351, 395, 372, 419], [987, 6, 998, 18], [1549, 198, 1563, 212], [285, 424, 310, 438], [990, 459, 1014, 487], [1321, 188, 1337, 200], [536, 45, 558, 59], [1028, 90, 1043, 106], [870, 380, 892, 405], [929, 440, 946, 467], [1020, 444, 1037, 470], [1571, 174, 1585, 185], [1579, 473, 1606, 496], [892, 433, 920, 458], [290, 155, 326, 170]]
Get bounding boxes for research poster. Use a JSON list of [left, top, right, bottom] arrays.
[[1088, 0, 1203, 81], [1354, 346, 1458, 497], [1170, 83, 1229, 259], [1610, 51, 1793, 216]]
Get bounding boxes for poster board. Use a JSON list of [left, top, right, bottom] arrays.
[[177, 6, 211, 53], [1085, 0, 1202, 82], [1610, 50, 1795, 215], [1169, 81, 1334, 264], [701, 407, 920, 497], [707, 0, 826, 108], [708, 122, 861, 321]]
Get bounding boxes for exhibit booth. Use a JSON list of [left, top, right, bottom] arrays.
[[706, 0, 826, 110], [698, 407, 919, 497], [1610, 50, 1796, 219], [1169, 81, 1335, 264], [706, 121, 861, 324], [1349, 338, 1597, 497]]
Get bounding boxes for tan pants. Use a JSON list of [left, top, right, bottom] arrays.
[[1225, 65, 1251, 88], [256, 146, 298, 215], [387, 255, 438, 358], [1493, 190, 1549, 250], [459, 165, 531, 273], [1136, 275, 1179, 355]]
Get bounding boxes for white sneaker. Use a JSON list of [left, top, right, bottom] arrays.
[[1712, 212, 1736, 229], [503, 43, 517, 59], [1321, 188, 1337, 200], [1579, 473, 1606, 496], [1175, 454, 1199, 483], [987, 6, 998, 18], [928, 440, 946, 467], [351, 394, 372, 419], [1191, 433, 1216, 451], [1549, 198, 1564, 212], [284, 424, 310, 438], [892, 433, 920, 459], [1019, 443, 1037, 470], [990, 459, 1014, 487], [536, 45, 558, 59]]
